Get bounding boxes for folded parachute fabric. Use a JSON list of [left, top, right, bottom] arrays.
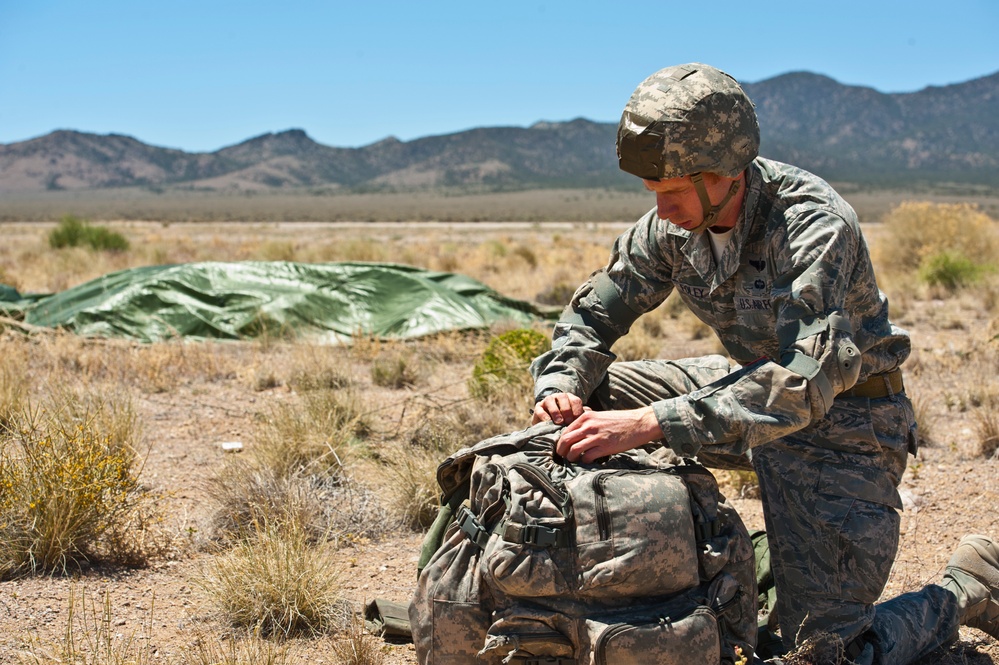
[[19, 261, 549, 342], [0, 284, 50, 320]]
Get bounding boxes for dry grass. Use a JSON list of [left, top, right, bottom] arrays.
[[195, 521, 351, 638], [181, 633, 291, 665], [2, 196, 999, 662], [328, 617, 387, 665], [252, 388, 369, 479], [16, 587, 157, 665], [207, 460, 387, 547], [0, 392, 152, 578], [873, 202, 999, 297], [371, 353, 424, 390], [207, 384, 386, 544], [386, 445, 444, 531]]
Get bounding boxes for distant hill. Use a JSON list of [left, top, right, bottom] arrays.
[[743, 71, 999, 187], [2, 70, 998, 193]]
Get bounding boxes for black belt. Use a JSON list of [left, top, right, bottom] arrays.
[[842, 368, 904, 399]]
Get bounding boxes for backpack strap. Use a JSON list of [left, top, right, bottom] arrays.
[[502, 521, 570, 548], [456, 506, 571, 550]]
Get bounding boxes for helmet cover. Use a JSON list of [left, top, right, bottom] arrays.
[[616, 63, 760, 180]]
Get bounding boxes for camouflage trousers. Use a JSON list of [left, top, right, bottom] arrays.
[[592, 356, 960, 665]]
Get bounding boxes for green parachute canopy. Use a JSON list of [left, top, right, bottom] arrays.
[[8, 261, 550, 343]]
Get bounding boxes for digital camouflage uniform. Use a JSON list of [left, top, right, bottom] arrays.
[[531, 156, 960, 664]]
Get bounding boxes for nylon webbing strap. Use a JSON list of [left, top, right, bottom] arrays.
[[781, 350, 835, 408], [844, 634, 869, 661], [560, 309, 619, 346], [842, 368, 904, 399], [694, 516, 721, 543], [690, 172, 742, 232], [503, 521, 569, 548], [778, 312, 854, 349]]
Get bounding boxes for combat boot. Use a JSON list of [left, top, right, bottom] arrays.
[[942, 534, 999, 637]]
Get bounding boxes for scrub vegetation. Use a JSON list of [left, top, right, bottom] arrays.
[[0, 197, 998, 663], [48, 214, 130, 252], [0, 390, 152, 579]]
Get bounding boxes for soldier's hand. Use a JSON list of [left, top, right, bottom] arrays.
[[532, 392, 585, 426], [555, 407, 663, 463]]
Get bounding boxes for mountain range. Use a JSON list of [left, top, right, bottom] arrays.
[[3, 70, 998, 194]]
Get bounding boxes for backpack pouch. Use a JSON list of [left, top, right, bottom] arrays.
[[478, 598, 721, 665], [481, 463, 574, 598], [410, 533, 493, 665], [566, 468, 699, 598], [588, 606, 720, 665]]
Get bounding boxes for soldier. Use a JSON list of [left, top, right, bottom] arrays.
[[529, 63, 999, 664]]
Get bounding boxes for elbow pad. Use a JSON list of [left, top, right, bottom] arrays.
[[560, 271, 643, 345], [778, 312, 862, 415]]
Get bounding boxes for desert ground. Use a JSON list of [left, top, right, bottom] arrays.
[[1, 191, 999, 664]]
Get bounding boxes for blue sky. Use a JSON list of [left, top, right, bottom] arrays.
[[2, 1, 997, 152]]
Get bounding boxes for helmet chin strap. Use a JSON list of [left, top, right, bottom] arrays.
[[688, 173, 742, 234]]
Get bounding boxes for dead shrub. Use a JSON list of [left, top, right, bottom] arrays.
[[387, 444, 445, 531], [371, 353, 423, 389], [910, 392, 936, 448], [207, 461, 387, 546], [329, 615, 386, 665], [408, 402, 509, 454], [977, 408, 999, 459], [0, 392, 152, 578], [196, 521, 351, 637], [208, 386, 386, 544], [253, 389, 370, 479], [0, 343, 28, 428], [781, 630, 845, 665]]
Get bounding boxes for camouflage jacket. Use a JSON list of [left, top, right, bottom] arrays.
[[530, 157, 911, 457]]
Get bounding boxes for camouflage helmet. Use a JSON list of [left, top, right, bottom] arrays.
[[616, 63, 759, 180]]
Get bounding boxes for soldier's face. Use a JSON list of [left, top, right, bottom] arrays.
[[642, 173, 738, 232], [642, 175, 706, 231]]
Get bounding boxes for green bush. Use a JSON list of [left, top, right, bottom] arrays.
[[49, 215, 129, 251], [469, 328, 550, 399], [918, 251, 985, 291]]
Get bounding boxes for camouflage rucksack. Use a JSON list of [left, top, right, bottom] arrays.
[[410, 422, 757, 664]]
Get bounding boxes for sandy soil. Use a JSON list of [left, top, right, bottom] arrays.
[[1, 222, 998, 664]]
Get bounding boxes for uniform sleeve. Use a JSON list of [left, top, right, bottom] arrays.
[[530, 213, 675, 402], [653, 209, 866, 457]]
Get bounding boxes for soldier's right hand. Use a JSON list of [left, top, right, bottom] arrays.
[[532, 392, 586, 426]]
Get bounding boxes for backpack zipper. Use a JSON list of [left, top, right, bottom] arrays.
[[511, 462, 571, 514], [593, 469, 669, 541]]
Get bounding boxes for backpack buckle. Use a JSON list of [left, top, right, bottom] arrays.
[[519, 523, 566, 548], [456, 506, 490, 550]]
